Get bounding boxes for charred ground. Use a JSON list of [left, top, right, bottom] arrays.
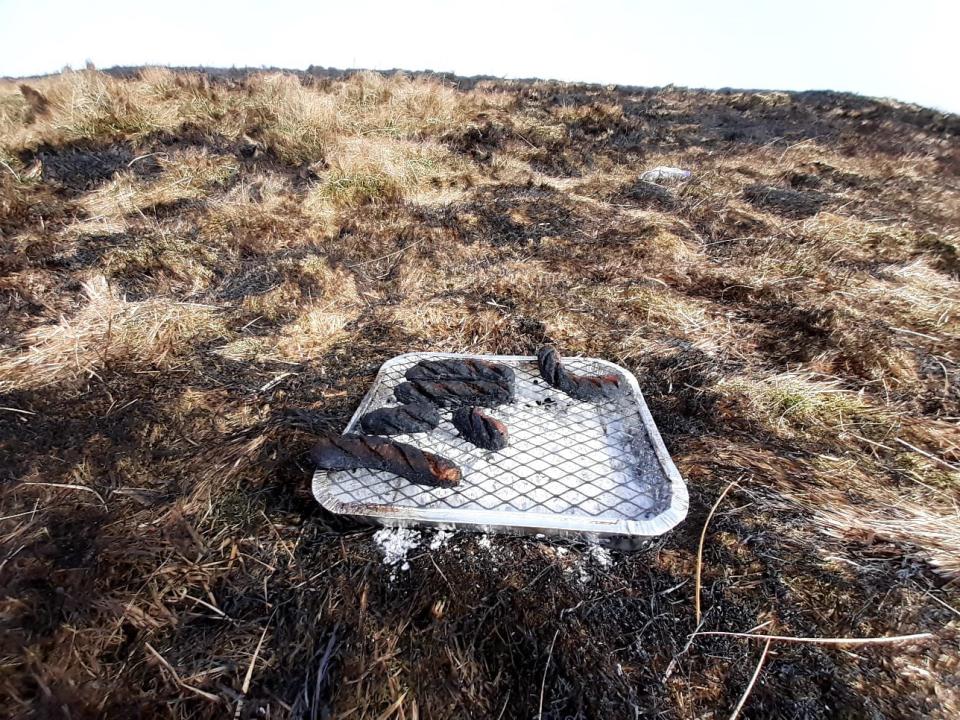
[[0, 68, 958, 719]]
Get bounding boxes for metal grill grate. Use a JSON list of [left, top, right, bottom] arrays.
[[312, 353, 688, 539]]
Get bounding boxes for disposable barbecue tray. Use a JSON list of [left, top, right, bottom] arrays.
[[312, 352, 688, 541]]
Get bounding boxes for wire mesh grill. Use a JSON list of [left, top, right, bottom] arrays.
[[312, 353, 688, 538]]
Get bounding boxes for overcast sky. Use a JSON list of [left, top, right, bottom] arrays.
[[1, 0, 957, 113]]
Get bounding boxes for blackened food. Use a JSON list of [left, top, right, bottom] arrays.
[[452, 407, 509, 451], [395, 379, 513, 408], [536, 346, 626, 402], [358, 403, 440, 435], [405, 358, 515, 388], [311, 432, 461, 488]]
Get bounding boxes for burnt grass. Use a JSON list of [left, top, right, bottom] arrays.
[[1, 69, 960, 720]]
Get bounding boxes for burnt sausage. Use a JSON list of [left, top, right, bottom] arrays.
[[358, 403, 440, 435], [452, 407, 509, 451], [395, 379, 513, 408], [536, 346, 626, 402], [311, 433, 461, 488]]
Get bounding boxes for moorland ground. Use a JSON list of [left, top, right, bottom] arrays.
[[0, 67, 958, 719]]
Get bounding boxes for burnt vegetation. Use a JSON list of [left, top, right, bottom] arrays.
[[0, 67, 958, 719]]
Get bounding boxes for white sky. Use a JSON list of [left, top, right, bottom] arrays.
[[1, 0, 957, 113]]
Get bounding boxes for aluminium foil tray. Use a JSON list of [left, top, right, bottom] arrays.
[[312, 352, 688, 541]]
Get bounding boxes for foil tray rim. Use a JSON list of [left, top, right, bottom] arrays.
[[312, 352, 689, 538]]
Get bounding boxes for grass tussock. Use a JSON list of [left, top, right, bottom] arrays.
[[870, 259, 960, 337], [719, 372, 893, 440], [793, 470, 960, 578], [200, 173, 303, 253], [306, 137, 469, 213], [78, 148, 237, 222], [0, 275, 225, 389], [275, 305, 355, 358], [1, 72, 164, 149], [239, 71, 489, 165], [102, 227, 221, 294]]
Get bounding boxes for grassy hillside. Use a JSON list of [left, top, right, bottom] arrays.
[[1, 68, 958, 719]]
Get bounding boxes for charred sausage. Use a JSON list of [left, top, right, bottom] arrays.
[[452, 407, 509, 451], [395, 379, 513, 408], [536, 346, 626, 402], [358, 402, 440, 435], [311, 432, 461, 488]]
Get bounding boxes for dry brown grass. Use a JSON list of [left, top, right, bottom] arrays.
[[792, 460, 960, 578], [719, 372, 894, 440], [75, 149, 237, 230], [236, 70, 490, 165], [1, 68, 959, 720], [305, 137, 469, 213], [0, 275, 226, 389]]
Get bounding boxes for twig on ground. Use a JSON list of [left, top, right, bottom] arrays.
[[145, 642, 219, 702], [696, 478, 740, 623], [0, 511, 38, 522], [729, 638, 772, 720], [127, 152, 163, 167], [0, 406, 35, 415], [313, 627, 338, 719], [921, 589, 960, 618], [260, 510, 299, 570], [663, 613, 710, 681], [428, 553, 453, 590], [374, 692, 407, 720], [348, 240, 422, 268], [259, 372, 296, 393], [183, 594, 230, 619], [495, 692, 510, 720], [0, 159, 21, 182], [692, 630, 933, 646], [889, 326, 943, 342], [894, 437, 960, 472], [234, 614, 273, 719], [21, 481, 107, 508], [931, 356, 951, 395], [0, 544, 27, 574], [538, 627, 561, 720]]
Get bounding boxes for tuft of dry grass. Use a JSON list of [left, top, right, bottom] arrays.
[[233, 70, 494, 167], [274, 306, 354, 359], [719, 372, 894, 440], [868, 259, 960, 338], [801, 483, 960, 578], [0, 275, 226, 389], [305, 137, 469, 213], [78, 148, 237, 224], [102, 226, 222, 294], [240, 72, 336, 165], [4, 70, 180, 149], [46, 70, 179, 139], [200, 173, 303, 253]]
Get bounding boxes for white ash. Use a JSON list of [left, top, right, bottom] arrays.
[[373, 527, 421, 575], [589, 545, 613, 568], [429, 529, 454, 550], [555, 544, 613, 584]]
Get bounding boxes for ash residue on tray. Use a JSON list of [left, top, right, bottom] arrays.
[[624, 424, 672, 517]]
